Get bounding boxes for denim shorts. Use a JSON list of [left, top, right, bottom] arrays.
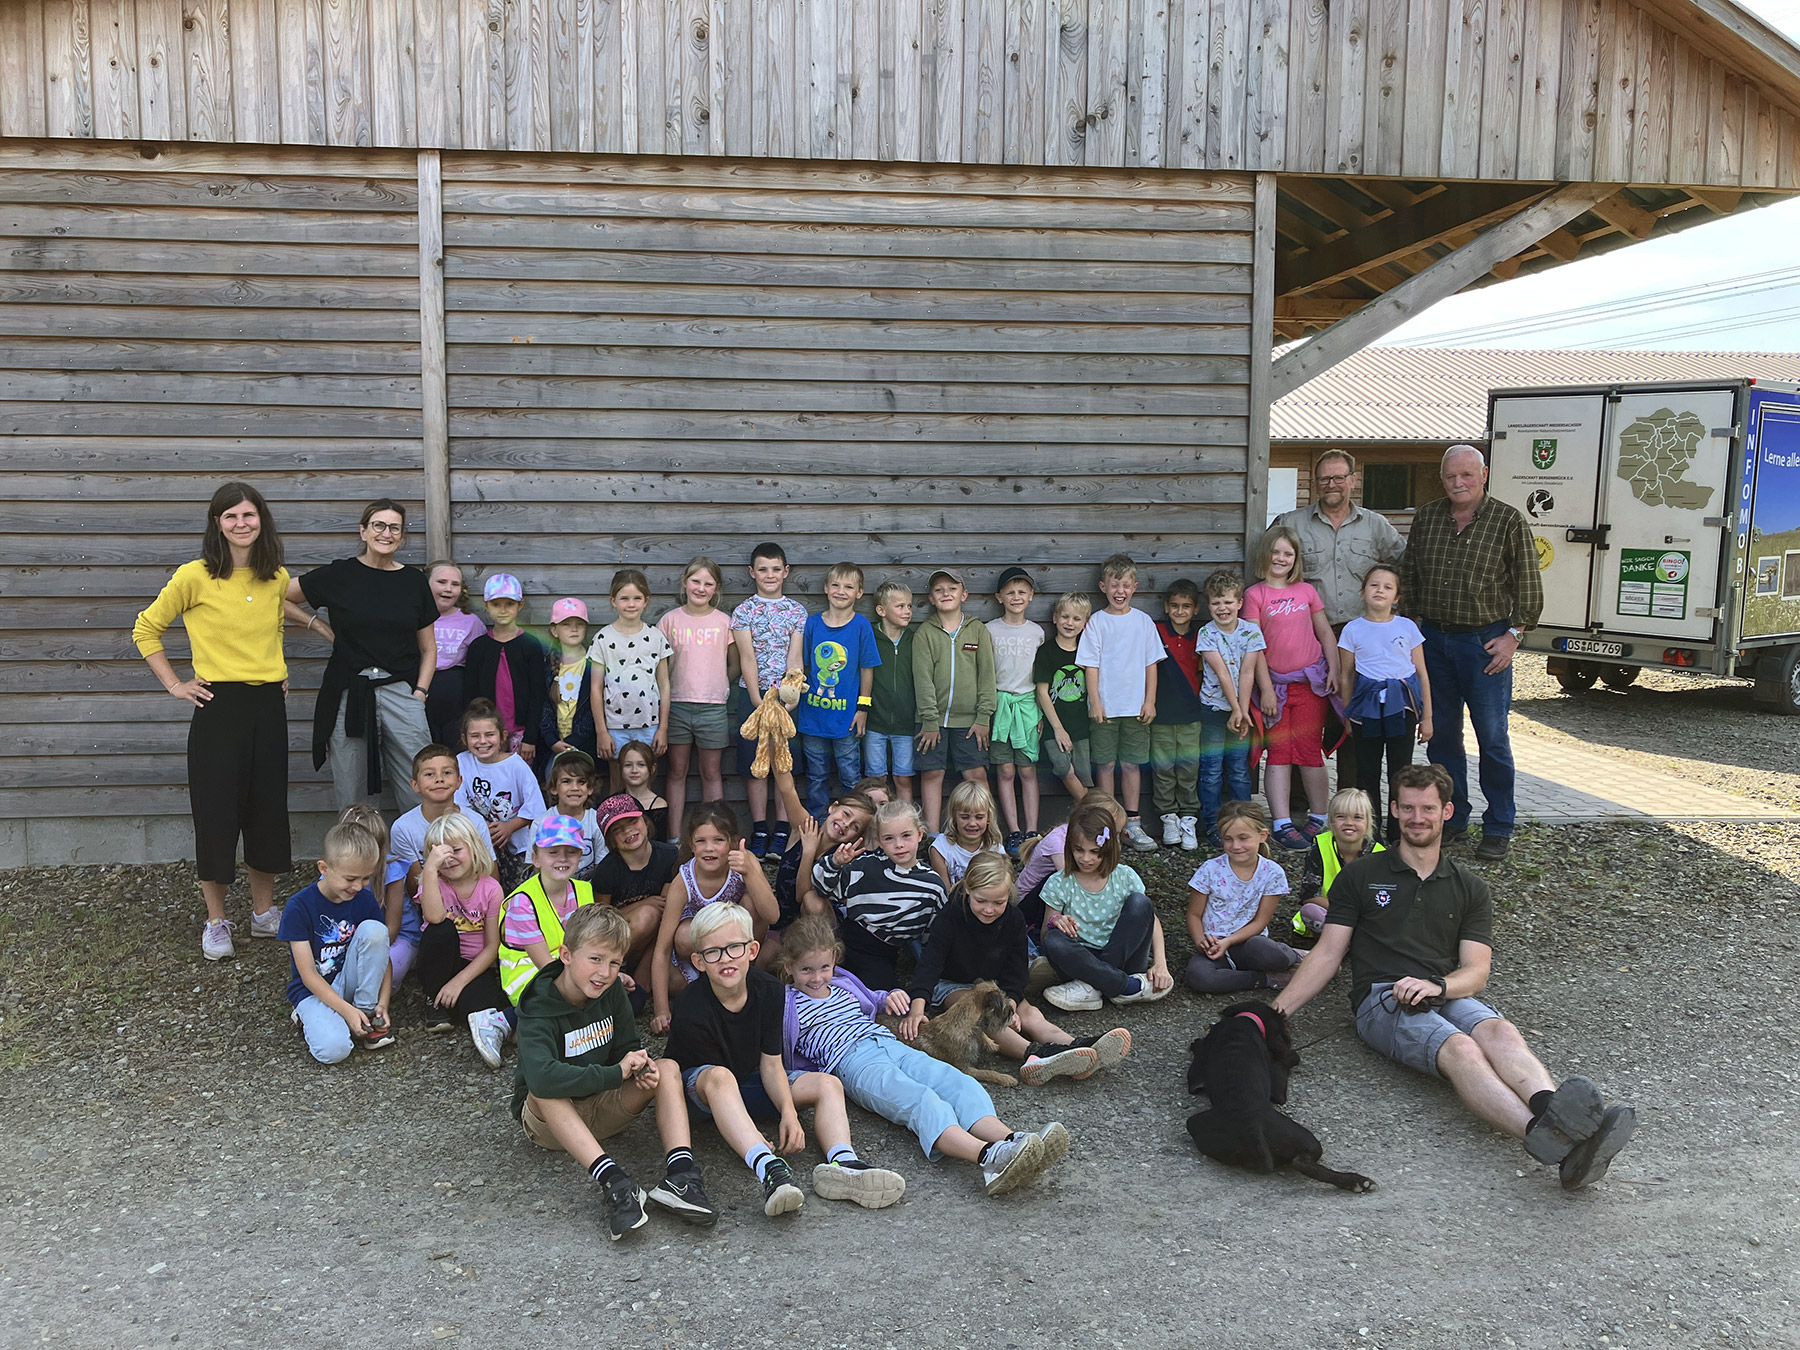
[[862, 730, 916, 779], [667, 700, 730, 749], [916, 725, 987, 772], [613, 725, 657, 750], [1354, 982, 1503, 1077], [929, 979, 974, 1010], [682, 1064, 807, 1119]]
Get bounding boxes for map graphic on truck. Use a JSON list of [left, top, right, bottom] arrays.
[[1615, 407, 1717, 509]]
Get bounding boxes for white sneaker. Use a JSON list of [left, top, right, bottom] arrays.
[[981, 1133, 1049, 1196], [1034, 1121, 1071, 1168], [1043, 979, 1103, 1012], [469, 1009, 508, 1068], [1179, 816, 1200, 851], [1123, 819, 1157, 852], [201, 919, 236, 961], [1110, 974, 1172, 1006], [1160, 813, 1182, 846], [249, 906, 284, 939]]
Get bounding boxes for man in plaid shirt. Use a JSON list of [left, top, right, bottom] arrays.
[[1399, 445, 1544, 862]]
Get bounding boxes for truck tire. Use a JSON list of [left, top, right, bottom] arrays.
[[1600, 666, 1639, 690], [1752, 646, 1800, 716], [1554, 661, 1600, 693]]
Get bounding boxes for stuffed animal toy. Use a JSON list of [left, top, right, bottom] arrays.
[[739, 670, 807, 777]]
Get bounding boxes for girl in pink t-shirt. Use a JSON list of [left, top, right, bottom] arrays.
[[416, 811, 512, 1065], [1243, 527, 1341, 852], [657, 556, 735, 845]]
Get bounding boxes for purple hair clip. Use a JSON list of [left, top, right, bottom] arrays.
[[1096, 826, 1112, 846]]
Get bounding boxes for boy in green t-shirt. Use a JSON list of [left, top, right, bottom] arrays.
[[1034, 591, 1093, 805]]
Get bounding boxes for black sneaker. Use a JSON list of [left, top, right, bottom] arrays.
[[1474, 834, 1510, 862], [748, 826, 771, 859], [424, 1007, 455, 1033], [1522, 1076, 1606, 1165], [1443, 823, 1470, 842], [767, 826, 791, 858], [759, 1157, 804, 1217], [647, 1166, 719, 1226], [599, 1171, 649, 1240], [1560, 1105, 1637, 1190], [1004, 829, 1026, 860]]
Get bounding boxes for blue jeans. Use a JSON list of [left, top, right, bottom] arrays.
[[1421, 622, 1515, 838], [1039, 891, 1155, 1000], [835, 1034, 996, 1158], [862, 730, 916, 780], [293, 919, 391, 1064], [1198, 705, 1251, 836], [802, 733, 863, 816]]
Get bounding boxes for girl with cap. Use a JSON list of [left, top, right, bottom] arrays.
[[287, 497, 438, 813], [497, 810, 600, 1007], [585, 793, 681, 993], [466, 572, 549, 768], [540, 596, 599, 776]]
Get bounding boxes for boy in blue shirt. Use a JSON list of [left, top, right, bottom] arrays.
[[279, 821, 394, 1064], [795, 562, 882, 817], [1195, 569, 1270, 847]]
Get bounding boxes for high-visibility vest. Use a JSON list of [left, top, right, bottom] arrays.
[[1318, 832, 1385, 896], [498, 875, 595, 1003]]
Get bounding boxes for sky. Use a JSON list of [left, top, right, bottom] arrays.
[[1380, 0, 1800, 351]]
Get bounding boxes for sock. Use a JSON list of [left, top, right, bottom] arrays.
[[1274, 817, 1292, 830], [589, 1155, 621, 1185], [1527, 1089, 1556, 1128], [745, 1144, 775, 1178], [826, 1145, 867, 1168], [978, 1140, 998, 1165], [1308, 813, 1328, 825], [751, 819, 768, 836], [664, 1147, 695, 1176]]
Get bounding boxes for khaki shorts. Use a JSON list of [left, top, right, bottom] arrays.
[[1089, 716, 1150, 767], [667, 699, 731, 749], [520, 1087, 640, 1150]]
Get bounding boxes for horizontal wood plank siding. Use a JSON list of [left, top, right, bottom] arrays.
[[2, 0, 1797, 185], [440, 152, 1253, 616], [0, 148, 424, 823]]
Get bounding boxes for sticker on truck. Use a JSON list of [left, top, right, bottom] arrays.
[[1617, 549, 1690, 620]]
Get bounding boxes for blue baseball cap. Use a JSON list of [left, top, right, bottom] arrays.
[[531, 813, 586, 852], [483, 573, 523, 603]]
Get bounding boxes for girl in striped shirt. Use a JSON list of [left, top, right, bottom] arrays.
[[815, 799, 947, 989]]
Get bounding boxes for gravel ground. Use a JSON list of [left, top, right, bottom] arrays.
[[4, 681, 1800, 1349]]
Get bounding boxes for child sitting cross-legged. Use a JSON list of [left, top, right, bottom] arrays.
[[1182, 799, 1302, 994], [779, 913, 1070, 1197], [415, 812, 513, 1067], [1039, 800, 1174, 1012], [280, 821, 395, 1063], [664, 902, 906, 1217], [904, 853, 1131, 1085], [512, 903, 720, 1242]]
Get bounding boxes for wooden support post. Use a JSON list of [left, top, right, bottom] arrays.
[[1245, 172, 1276, 568], [1268, 182, 1614, 402], [418, 148, 450, 562]]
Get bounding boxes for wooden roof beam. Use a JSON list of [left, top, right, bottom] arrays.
[[1538, 227, 1584, 261], [1269, 184, 1615, 401], [1279, 184, 1549, 293], [1275, 297, 1371, 323], [1688, 188, 1746, 213], [1281, 178, 1380, 231], [1588, 191, 1657, 239]]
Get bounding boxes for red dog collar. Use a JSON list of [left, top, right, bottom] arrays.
[[1235, 1010, 1267, 1037]]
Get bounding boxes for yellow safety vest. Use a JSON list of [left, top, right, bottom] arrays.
[[1318, 832, 1385, 896], [498, 875, 595, 1003]]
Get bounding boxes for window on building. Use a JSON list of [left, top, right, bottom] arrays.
[[1363, 463, 1412, 511]]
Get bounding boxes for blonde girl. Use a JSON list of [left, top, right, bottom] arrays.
[[815, 798, 948, 989], [1295, 786, 1384, 939], [453, 698, 547, 892], [1244, 525, 1341, 852], [649, 801, 780, 1034], [657, 556, 736, 843], [1183, 800, 1301, 994], [426, 560, 485, 747], [588, 567, 673, 789], [905, 853, 1131, 1085], [416, 812, 512, 1066], [929, 779, 1005, 889], [777, 913, 1069, 1197], [1039, 800, 1172, 1011]]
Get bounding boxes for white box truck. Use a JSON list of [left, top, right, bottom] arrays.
[[1487, 378, 1800, 714]]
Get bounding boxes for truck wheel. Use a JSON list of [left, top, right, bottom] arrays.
[[1753, 646, 1800, 716], [1555, 662, 1600, 694], [1600, 666, 1639, 690]]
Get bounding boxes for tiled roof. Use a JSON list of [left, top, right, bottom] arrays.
[[1270, 347, 1800, 443]]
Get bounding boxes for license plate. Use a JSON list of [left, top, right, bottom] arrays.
[[1560, 638, 1625, 657]]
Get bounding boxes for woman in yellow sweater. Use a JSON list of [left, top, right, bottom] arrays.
[[134, 484, 305, 962]]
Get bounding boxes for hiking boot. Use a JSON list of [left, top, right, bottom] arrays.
[[201, 919, 236, 962], [981, 1133, 1048, 1196], [468, 1008, 508, 1068], [1069, 1027, 1132, 1075], [647, 1166, 719, 1226], [812, 1161, 906, 1209], [1123, 819, 1158, 852], [249, 906, 284, 939], [759, 1158, 804, 1216], [1560, 1105, 1638, 1190], [600, 1172, 649, 1240], [1018, 1044, 1098, 1086], [1160, 813, 1182, 846], [1474, 834, 1511, 862], [1043, 979, 1103, 1012], [1523, 1076, 1607, 1165]]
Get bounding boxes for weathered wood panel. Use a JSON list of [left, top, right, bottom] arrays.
[[2, 0, 1798, 184], [0, 151, 423, 825]]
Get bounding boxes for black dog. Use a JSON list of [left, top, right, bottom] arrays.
[[1185, 1000, 1375, 1192]]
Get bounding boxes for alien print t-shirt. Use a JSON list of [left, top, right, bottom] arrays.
[[279, 881, 383, 1008], [794, 611, 881, 740]]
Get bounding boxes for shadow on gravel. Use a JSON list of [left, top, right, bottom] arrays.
[[1512, 678, 1798, 781], [3, 820, 1799, 1348]]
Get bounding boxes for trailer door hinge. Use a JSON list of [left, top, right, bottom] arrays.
[[1696, 607, 1721, 618], [1710, 426, 1740, 440], [1491, 430, 1508, 440], [1702, 516, 1727, 528]]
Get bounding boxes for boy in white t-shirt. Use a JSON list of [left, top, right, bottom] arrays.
[[985, 566, 1045, 856], [1074, 554, 1161, 853], [1337, 562, 1433, 839]]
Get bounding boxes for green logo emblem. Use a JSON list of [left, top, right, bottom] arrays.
[[1531, 438, 1558, 470]]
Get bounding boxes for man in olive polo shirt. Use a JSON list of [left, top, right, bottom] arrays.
[[1273, 763, 1637, 1190]]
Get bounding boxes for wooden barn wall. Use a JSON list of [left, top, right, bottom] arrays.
[[437, 153, 1253, 620], [1, 0, 1798, 186], [0, 144, 424, 862]]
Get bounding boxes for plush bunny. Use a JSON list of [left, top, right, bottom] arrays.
[[739, 670, 807, 777]]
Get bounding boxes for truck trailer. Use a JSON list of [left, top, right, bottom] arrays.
[[1487, 377, 1800, 715]]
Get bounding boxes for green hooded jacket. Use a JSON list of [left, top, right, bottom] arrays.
[[510, 958, 642, 1119]]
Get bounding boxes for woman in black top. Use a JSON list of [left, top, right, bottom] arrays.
[[288, 498, 439, 810]]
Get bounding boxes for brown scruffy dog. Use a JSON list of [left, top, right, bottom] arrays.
[[877, 980, 1019, 1089]]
